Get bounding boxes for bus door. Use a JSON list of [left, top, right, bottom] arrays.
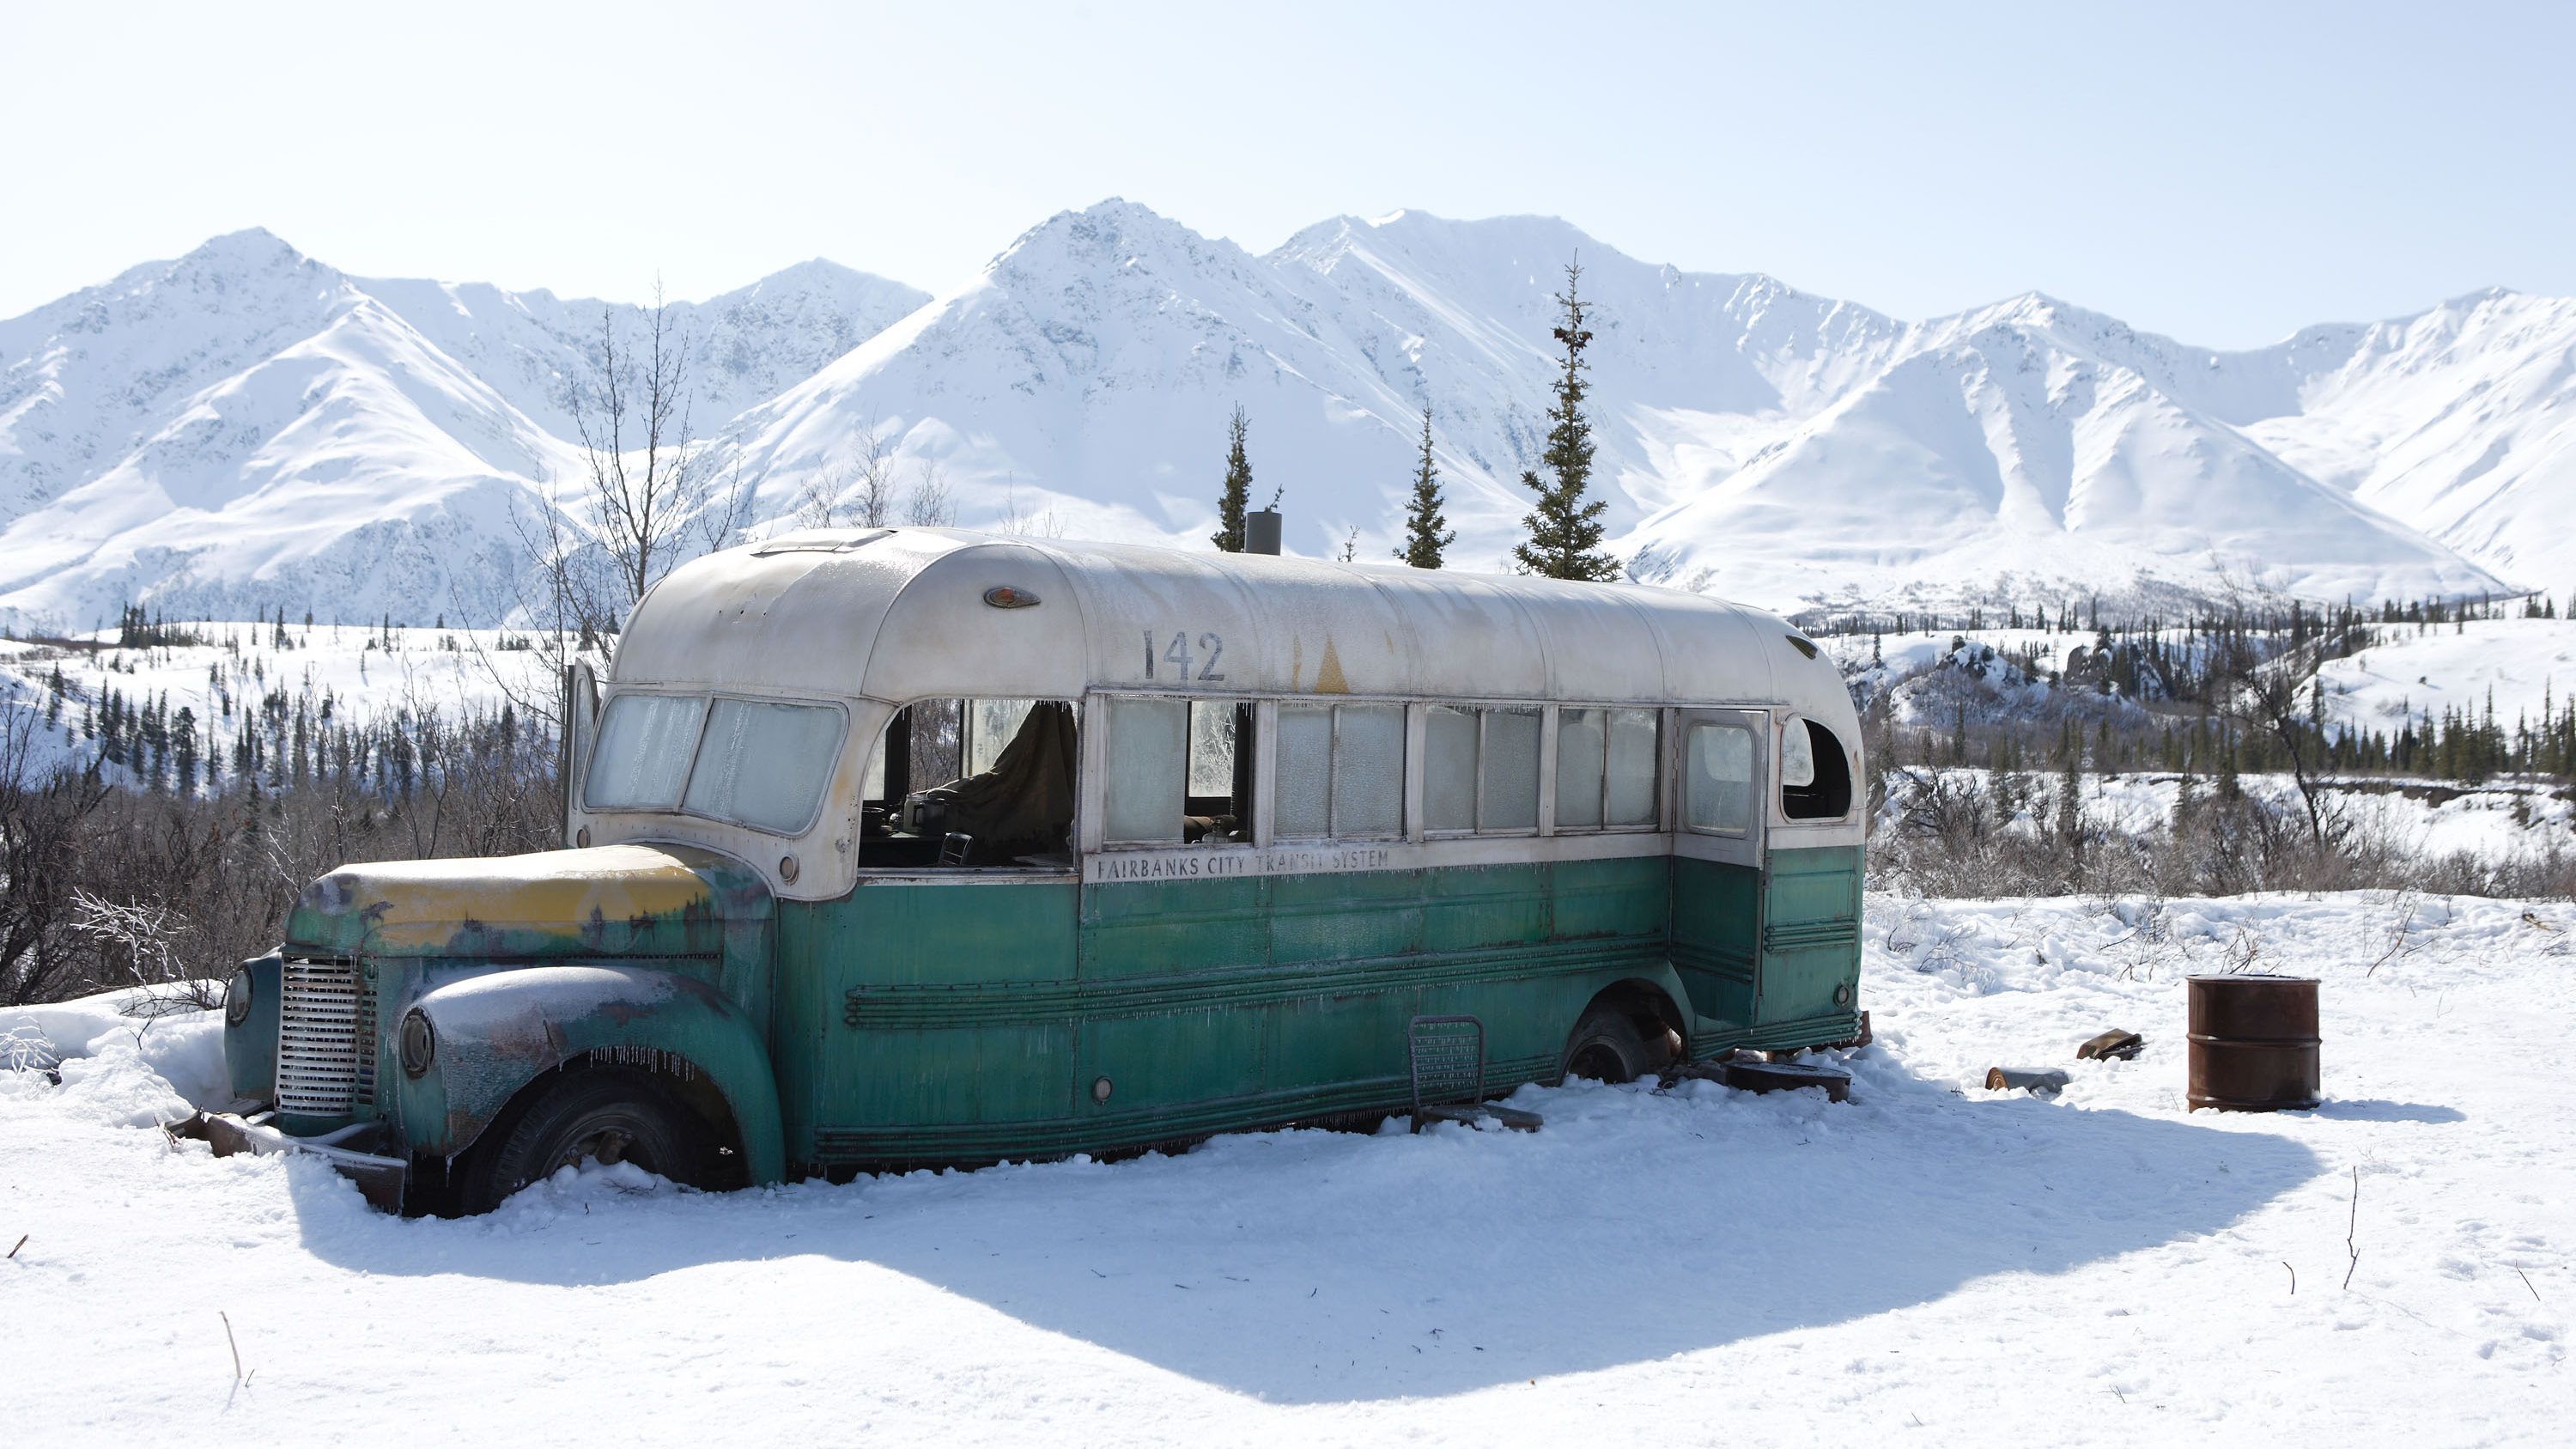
[[1668, 709, 1766, 1030]]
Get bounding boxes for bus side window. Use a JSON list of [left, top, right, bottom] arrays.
[[1275, 702, 1402, 840], [1606, 708, 1660, 826], [1334, 703, 1404, 837], [909, 698, 964, 788], [1782, 717, 1854, 820], [1684, 723, 1754, 834], [969, 698, 1037, 776], [1555, 709, 1607, 829], [1274, 705, 1332, 837], [1425, 705, 1479, 832], [1105, 697, 1188, 844], [1481, 707, 1541, 831], [1425, 704, 1540, 834], [1553, 706, 1662, 833], [1188, 699, 1251, 842]]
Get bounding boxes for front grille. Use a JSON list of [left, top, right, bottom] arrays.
[[275, 955, 373, 1117]]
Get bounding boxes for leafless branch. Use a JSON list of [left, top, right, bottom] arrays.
[[562, 277, 749, 618], [797, 416, 897, 530], [903, 455, 955, 527]]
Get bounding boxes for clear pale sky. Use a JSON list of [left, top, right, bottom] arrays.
[[3, 0, 2567, 346]]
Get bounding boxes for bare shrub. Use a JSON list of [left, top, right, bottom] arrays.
[[903, 457, 956, 527], [3, 700, 556, 1007], [1, 703, 112, 1004], [1871, 766, 2576, 902], [796, 417, 898, 530]]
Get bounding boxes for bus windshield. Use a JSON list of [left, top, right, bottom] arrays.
[[585, 693, 846, 834]]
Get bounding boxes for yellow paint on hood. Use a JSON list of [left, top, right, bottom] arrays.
[[293, 844, 729, 955]]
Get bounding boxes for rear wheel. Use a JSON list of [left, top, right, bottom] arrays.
[[1560, 1006, 1656, 1084], [456, 1069, 714, 1215]]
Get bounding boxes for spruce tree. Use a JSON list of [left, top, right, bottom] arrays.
[[1211, 405, 1253, 552], [1513, 261, 1619, 581], [174, 707, 199, 795], [1394, 408, 1454, 569]]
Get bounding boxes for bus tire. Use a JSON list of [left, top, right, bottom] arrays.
[[1560, 1006, 1655, 1084], [455, 1068, 714, 1215]]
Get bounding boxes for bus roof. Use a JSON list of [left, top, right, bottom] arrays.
[[616, 528, 1855, 724]]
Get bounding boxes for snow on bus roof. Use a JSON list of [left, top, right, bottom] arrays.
[[615, 528, 1854, 724]]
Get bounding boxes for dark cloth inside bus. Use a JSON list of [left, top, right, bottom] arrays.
[[925, 701, 1078, 861]]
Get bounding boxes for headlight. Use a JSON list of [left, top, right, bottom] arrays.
[[224, 969, 253, 1027], [398, 1008, 436, 1079]]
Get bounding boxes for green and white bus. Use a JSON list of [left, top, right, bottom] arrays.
[[212, 528, 1866, 1213]]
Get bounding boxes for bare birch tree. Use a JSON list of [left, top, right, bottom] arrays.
[[465, 282, 750, 741], [993, 472, 1066, 539], [903, 456, 956, 527], [566, 279, 738, 615], [695, 454, 756, 557], [794, 417, 897, 529]]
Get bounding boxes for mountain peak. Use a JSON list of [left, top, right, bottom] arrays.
[[717, 256, 923, 307], [179, 227, 317, 272], [2434, 283, 2525, 313], [1270, 210, 1616, 291], [991, 198, 1251, 283], [1984, 289, 2075, 322], [750, 256, 855, 283]]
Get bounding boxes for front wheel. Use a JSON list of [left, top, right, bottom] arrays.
[[455, 1068, 715, 1215]]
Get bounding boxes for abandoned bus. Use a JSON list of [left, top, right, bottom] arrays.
[[211, 528, 1865, 1212]]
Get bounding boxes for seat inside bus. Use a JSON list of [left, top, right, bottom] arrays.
[[868, 700, 1078, 868]]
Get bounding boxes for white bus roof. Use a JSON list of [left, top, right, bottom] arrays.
[[596, 528, 1868, 900], [616, 528, 1855, 724]]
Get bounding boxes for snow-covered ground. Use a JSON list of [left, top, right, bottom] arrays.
[[1887, 766, 2575, 865], [7, 892, 2567, 1446], [2318, 617, 2576, 738], [2086, 771, 2573, 861]]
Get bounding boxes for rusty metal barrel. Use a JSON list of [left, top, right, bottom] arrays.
[[2187, 975, 2320, 1111]]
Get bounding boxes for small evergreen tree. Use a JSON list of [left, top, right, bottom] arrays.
[[1394, 408, 1454, 569], [1513, 261, 1619, 581], [2057, 750, 2084, 876], [1211, 405, 1253, 552], [174, 707, 199, 795]]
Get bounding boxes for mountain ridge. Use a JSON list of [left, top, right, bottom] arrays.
[[2, 203, 2565, 630]]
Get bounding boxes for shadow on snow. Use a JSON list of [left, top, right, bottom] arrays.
[[284, 1056, 2324, 1404]]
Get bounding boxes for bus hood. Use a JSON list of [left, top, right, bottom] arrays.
[[286, 843, 771, 961]]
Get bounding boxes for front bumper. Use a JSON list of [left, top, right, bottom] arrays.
[[169, 1107, 409, 1212]]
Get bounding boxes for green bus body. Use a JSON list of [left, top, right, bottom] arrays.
[[788, 848, 1858, 1169], [214, 531, 1866, 1209], [226, 843, 1857, 1186]]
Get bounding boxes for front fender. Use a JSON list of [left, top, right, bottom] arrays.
[[222, 952, 283, 1104], [394, 965, 785, 1184]]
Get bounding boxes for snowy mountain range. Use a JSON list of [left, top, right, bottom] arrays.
[[3, 202, 2569, 630]]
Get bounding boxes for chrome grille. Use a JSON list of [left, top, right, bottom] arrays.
[[275, 955, 368, 1117]]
